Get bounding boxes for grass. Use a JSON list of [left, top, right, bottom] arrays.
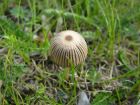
[[0, 0, 140, 105]]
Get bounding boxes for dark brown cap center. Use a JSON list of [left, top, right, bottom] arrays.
[[65, 35, 73, 41]]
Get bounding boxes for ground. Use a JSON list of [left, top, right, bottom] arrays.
[[0, 0, 140, 105]]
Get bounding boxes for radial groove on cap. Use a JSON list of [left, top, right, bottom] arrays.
[[50, 30, 88, 67]]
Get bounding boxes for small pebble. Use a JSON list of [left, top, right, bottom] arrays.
[[78, 91, 90, 105]]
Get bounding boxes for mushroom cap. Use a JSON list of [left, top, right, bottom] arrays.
[[50, 30, 88, 67]]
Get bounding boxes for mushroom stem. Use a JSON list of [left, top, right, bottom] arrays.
[[65, 64, 75, 80], [65, 67, 70, 80], [79, 63, 84, 76], [75, 63, 84, 76]]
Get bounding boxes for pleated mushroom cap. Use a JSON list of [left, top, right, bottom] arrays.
[[50, 30, 88, 67]]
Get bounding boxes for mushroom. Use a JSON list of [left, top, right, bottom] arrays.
[[50, 30, 88, 67]]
